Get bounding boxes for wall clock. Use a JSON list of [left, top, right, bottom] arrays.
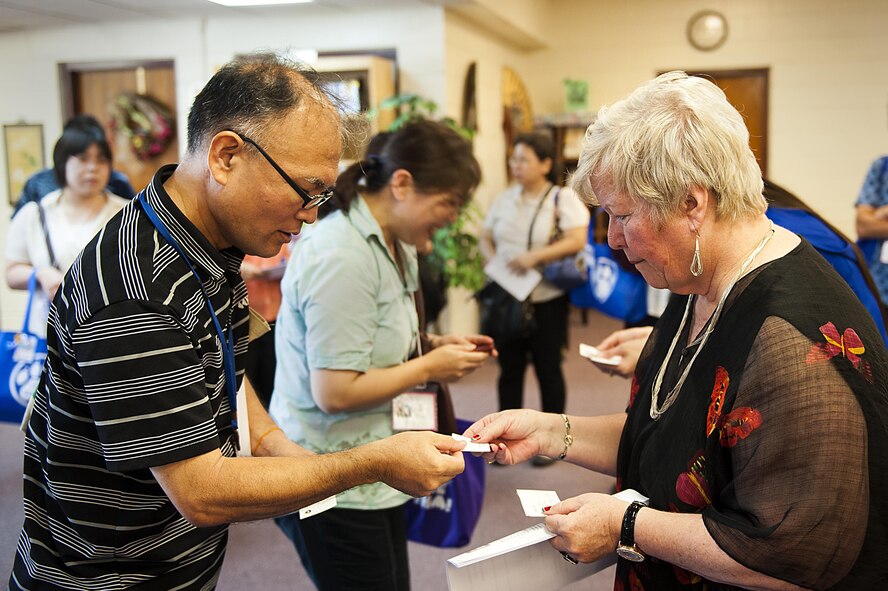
[[687, 10, 728, 51]]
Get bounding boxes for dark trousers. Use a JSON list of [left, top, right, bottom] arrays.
[[274, 505, 410, 591], [243, 321, 276, 409], [496, 295, 569, 414]]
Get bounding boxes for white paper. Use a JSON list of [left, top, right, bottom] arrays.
[[446, 489, 650, 591], [452, 433, 491, 453], [516, 489, 561, 517], [484, 255, 542, 301], [299, 495, 337, 519], [236, 382, 251, 457], [578, 343, 621, 367]]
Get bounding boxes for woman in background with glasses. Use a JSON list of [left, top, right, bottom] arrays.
[[269, 119, 491, 591], [479, 132, 589, 465]]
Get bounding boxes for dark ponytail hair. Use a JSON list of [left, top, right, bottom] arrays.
[[333, 119, 481, 213]]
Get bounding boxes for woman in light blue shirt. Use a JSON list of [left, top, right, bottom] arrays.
[[270, 120, 490, 591]]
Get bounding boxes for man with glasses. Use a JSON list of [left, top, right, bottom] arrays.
[[9, 53, 466, 591]]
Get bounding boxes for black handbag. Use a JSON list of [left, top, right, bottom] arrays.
[[476, 281, 536, 343], [542, 189, 588, 291]]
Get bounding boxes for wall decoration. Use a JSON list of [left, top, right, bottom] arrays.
[[3, 124, 44, 206], [563, 79, 589, 112], [108, 93, 175, 162], [502, 67, 534, 178], [461, 62, 477, 136]]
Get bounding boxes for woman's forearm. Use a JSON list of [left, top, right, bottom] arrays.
[[548, 413, 625, 475], [309, 361, 431, 414], [635, 510, 810, 591], [531, 227, 586, 264], [5, 261, 33, 290]]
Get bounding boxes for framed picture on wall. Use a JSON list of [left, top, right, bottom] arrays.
[[3, 123, 45, 206]]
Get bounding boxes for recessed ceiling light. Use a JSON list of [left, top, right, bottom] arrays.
[[206, 0, 314, 6]]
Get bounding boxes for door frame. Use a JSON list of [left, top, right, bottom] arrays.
[[58, 59, 175, 121]]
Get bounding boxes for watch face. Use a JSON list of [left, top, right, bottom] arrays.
[[616, 545, 645, 562]]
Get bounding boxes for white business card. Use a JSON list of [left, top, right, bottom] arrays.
[[578, 343, 621, 366], [452, 433, 492, 453], [516, 489, 561, 517], [299, 495, 337, 519]]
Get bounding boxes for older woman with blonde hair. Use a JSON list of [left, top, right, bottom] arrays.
[[467, 71, 887, 590]]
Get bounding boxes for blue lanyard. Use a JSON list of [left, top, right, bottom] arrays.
[[137, 193, 239, 433]]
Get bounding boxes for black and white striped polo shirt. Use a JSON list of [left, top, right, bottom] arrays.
[[10, 164, 250, 591]]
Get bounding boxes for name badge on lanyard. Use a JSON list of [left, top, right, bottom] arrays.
[[392, 291, 438, 431], [392, 385, 438, 431], [138, 193, 241, 448]]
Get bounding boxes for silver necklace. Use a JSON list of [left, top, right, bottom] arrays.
[[650, 220, 775, 420]]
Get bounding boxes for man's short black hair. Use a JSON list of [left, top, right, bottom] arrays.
[[186, 52, 334, 154]]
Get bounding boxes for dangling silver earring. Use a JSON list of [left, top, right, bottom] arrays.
[[690, 233, 703, 277]]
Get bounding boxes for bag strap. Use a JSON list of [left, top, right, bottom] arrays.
[[549, 188, 563, 241], [36, 202, 60, 270], [21, 270, 39, 334], [526, 183, 553, 250]]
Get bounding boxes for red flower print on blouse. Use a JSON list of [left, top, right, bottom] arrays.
[[675, 450, 712, 509], [807, 321, 873, 382], [703, 366, 763, 447], [706, 366, 729, 437], [628, 376, 640, 409], [718, 407, 763, 447]]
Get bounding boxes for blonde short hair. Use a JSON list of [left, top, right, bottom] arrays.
[[571, 71, 765, 224]]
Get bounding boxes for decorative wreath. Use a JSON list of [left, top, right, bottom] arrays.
[[108, 92, 175, 161]]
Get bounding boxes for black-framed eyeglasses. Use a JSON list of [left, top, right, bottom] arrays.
[[233, 131, 334, 210]]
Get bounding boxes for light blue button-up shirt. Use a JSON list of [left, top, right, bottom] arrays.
[[270, 195, 418, 509]]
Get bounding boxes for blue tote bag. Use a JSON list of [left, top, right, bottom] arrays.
[[0, 272, 47, 423], [404, 419, 486, 548], [570, 216, 648, 323]]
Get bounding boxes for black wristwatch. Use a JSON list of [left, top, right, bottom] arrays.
[[615, 501, 646, 562]]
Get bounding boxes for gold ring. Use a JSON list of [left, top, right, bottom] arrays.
[[487, 460, 495, 465]]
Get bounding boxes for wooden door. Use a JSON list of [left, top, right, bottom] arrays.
[[686, 68, 769, 175], [60, 61, 179, 194]]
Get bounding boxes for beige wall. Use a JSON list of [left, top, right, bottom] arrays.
[[0, 4, 447, 328], [444, 11, 536, 213], [2, 0, 887, 327], [523, 0, 888, 236]]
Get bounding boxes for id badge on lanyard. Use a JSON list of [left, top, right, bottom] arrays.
[[392, 293, 438, 432]]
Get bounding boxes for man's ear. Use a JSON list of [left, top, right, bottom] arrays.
[[685, 185, 711, 232], [206, 132, 243, 187], [389, 169, 413, 201]]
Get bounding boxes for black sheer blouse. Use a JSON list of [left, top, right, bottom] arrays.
[[616, 240, 888, 590]]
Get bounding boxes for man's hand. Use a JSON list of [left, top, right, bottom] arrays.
[[368, 431, 466, 497]]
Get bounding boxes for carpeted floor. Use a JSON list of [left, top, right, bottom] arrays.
[[0, 308, 630, 590]]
